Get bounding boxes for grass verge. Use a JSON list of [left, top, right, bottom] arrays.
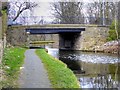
[[1, 47, 26, 88], [36, 49, 80, 88]]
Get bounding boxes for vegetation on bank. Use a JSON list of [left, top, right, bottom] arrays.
[[36, 49, 80, 88], [107, 21, 120, 41], [1, 47, 26, 88]]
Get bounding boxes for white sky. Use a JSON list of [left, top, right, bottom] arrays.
[[31, 2, 54, 22], [33, 2, 52, 16]]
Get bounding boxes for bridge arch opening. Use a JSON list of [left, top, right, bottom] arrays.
[[26, 27, 85, 50]]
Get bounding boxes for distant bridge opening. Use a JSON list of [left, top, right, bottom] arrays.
[[29, 41, 55, 48]]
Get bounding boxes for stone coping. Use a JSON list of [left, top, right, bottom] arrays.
[[8, 24, 110, 30]]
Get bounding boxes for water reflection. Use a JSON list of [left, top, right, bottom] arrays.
[[77, 74, 118, 88], [59, 51, 119, 64], [47, 48, 120, 89]]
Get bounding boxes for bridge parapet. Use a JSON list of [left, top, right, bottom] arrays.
[[8, 24, 109, 30]]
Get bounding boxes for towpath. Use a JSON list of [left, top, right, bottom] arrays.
[[19, 49, 51, 88]]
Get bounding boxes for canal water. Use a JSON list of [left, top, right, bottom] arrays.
[[47, 47, 120, 89]]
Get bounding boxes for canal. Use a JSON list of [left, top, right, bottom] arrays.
[[47, 47, 120, 89]]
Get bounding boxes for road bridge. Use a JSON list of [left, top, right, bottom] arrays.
[[7, 24, 109, 50]]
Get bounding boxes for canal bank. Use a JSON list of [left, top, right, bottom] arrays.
[[102, 40, 120, 54], [78, 40, 120, 55], [36, 49, 80, 88], [1, 47, 26, 88]]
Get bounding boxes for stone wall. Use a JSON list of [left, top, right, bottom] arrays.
[[7, 28, 59, 48], [0, 1, 2, 39], [0, 1, 3, 87], [0, 1, 2, 64], [80, 26, 109, 51], [0, 1, 7, 63], [102, 40, 120, 54], [50, 34, 59, 48], [6, 28, 28, 46]]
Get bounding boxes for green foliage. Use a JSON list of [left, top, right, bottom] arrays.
[[2, 47, 26, 88], [107, 20, 120, 41], [36, 49, 80, 88], [107, 29, 117, 41], [109, 20, 116, 30]]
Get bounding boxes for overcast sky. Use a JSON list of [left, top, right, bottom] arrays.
[[33, 2, 52, 16]]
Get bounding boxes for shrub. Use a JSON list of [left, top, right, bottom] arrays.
[[107, 20, 120, 41]]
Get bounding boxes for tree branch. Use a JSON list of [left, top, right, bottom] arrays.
[[12, 2, 38, 22]]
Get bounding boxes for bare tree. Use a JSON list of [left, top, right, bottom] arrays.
[[86, 1, 116, 25], [86, 2, 100, 24], [8, 1, 38, 22], [104, 2, 115, 25], [52, 1, 116, 25], [51, 1, 84, 24], [114, 2, 119, 40]]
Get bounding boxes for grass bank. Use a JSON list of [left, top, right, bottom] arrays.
[[1, 47, 26, 88], [36, 49, 80, 88]]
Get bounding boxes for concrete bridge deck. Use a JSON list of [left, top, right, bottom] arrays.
[[26, 27, 85, 34]]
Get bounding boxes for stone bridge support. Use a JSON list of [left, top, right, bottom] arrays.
[[59, 33, 81, 50]]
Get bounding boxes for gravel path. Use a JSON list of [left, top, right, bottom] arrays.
[[19, 49, 51, 88]]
